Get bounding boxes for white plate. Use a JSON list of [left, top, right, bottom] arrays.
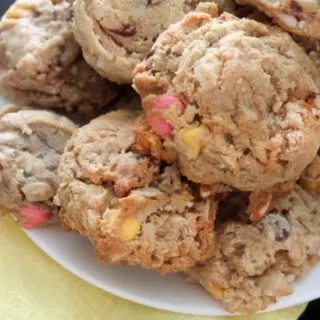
[[23, 225, 320, 316], [1, 97, 320, 316]]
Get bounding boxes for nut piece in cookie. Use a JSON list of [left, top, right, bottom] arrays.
[[186, 184, 320, 314], [236, 0, 320, 39], [72, 0, 235, 84], [56, 109, 216, 274], [0, 105, 77, 228], [0, 0, 118, 114], [133, 12, 320, 191]]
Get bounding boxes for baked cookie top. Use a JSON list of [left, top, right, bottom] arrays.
[[56, 108, 216, 274], [134, 12, 320, 190]]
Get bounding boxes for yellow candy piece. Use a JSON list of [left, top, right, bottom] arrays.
[[6, 4, 35, 19], [120, 218, 141, 241], [181, 124, 208, 160], [6, 9, 20, 19], [203, 283, 225, 300], [301, 179, 319, 191]]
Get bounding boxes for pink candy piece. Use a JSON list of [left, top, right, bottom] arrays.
[[148, 95, 185, 112], [146, 95, 185, 135], [19, 206, 50, 229], [147, 115, 173, 135]]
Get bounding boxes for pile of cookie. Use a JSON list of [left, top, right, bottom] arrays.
[[1, 0, 320, 314]]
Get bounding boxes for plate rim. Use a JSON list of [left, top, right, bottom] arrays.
[[23, 226, 319, 316]]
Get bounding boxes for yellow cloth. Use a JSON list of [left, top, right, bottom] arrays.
[[0, 215, 305, 320]]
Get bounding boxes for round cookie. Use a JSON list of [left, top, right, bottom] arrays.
[[133, 12, 320, 190], [0, 105, 77, 228], [56, 109, 216, 274], [186, 184, 320, 314], [236, 0, 320, 39], [0, 0, 118, 114], [73, 0, 235, 84]]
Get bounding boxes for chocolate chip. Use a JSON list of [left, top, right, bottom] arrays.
[[108, 25, 136, 37], [290, 0, 303, 13]]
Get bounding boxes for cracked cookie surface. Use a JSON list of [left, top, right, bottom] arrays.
[[133, 12, 320, 190], [56, 108, 216, 274]]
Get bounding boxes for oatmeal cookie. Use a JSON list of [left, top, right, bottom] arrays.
[[73, 0, 235, 84], [0, 0, 118, 114], [236, 0, 320, 38], [186, 184, 320, 314], [56, 109, 216, 274], [0, 105, 77, 228], [133, 12, 320, 190]]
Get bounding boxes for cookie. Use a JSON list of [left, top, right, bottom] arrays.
[[72, 0, 235, 84], [236, 0, 320, 38], [56, 109, 216, 274], [0, 105, 77, 228], [133, 12, 320, 190], [0, 0, 118, 114], [186, 184, 320, 314]]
